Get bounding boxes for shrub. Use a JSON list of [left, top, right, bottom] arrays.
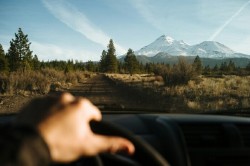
[[154, 57, 196, 86], [0, 69, 90, 95], [0, 73, 8, 94]]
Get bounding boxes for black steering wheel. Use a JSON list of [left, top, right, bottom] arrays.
[[83, 120, 171, 166]]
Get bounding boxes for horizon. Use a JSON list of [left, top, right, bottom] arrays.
[[1, 0, 250, 62]]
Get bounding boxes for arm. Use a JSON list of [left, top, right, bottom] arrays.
[[1, 93, 134, 165], [0, 125, 51, 166]]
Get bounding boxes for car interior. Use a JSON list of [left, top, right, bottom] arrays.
[[1, 112, 250, 166], [1, 0, 250, 166]]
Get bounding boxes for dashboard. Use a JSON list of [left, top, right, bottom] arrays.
[[1, 113, 250, 166], [103, 113, 250, 166]]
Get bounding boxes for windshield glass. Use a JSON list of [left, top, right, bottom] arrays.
[[0, 0, 250, 114]]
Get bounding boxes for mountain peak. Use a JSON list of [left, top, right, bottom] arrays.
[[135, 35, 189, 57], [157, 35, 174, 44], [192, 41, 235, 55], [135, 35, 250, 59]]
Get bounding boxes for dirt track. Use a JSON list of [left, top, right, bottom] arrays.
[[0, 74, 170, 114], [66, 74, 167, 111]]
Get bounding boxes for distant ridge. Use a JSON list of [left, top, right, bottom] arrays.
[[135, 35, 250, 59]]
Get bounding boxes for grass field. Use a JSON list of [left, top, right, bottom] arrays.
[[107, 74, 250, 112]]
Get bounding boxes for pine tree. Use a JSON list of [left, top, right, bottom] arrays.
[[6, 28, 34, 71], [32, 54, 40, 70], [145, 63, 154, 73], [99, 50, 107, 72], [220, 62, 228, 72], [86, 61, 95, 72], [0, 44, 9, 72], [246, 62, 250, 71], [124, 48, 139, 75], [106, 39, 118, 73], [213, 64, 219, 72], [203, 65, 211, 75], [192, 55, 202, 75], [227, 60, 236, 72]]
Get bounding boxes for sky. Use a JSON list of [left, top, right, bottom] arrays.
[[0, 0, 250, 62]]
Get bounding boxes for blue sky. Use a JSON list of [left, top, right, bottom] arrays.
[[0, 0, 250, 61]]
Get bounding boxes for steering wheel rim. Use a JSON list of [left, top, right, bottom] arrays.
[[90, 120, 170, 166]]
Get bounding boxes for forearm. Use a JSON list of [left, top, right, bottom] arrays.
[[0, 125, 51, 166]]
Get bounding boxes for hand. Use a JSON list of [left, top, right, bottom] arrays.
[[17, 93, 135, 163]]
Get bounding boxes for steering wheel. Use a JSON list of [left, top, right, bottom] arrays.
[[82, 120, 171, 166]]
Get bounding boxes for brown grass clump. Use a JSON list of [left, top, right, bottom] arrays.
[[107, 73, 250, 112], [0, 69, 91, 95]]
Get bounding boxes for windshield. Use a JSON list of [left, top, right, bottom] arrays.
[[0, 0, 250, 114]]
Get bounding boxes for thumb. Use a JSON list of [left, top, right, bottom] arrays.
[[82, 134, 135, 156]]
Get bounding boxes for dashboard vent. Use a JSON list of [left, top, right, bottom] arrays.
[[237, 125, 250, 147], [180, 124, 227, 148]]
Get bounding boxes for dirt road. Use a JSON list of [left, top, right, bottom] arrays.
[[66, 74, 167, 112], [0, 74, 169, 114]]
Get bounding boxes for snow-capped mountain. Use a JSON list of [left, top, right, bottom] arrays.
[[188, 41, 236, 58], [135, 35, 250, 59], [135, 35, 190, 57]]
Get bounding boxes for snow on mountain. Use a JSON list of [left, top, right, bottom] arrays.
[[135, 35, 190, 57], [188, 41, 235, 58], [135, 35, 250, 59]]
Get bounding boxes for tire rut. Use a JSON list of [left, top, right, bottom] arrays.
[[66, 74, 168, 112]]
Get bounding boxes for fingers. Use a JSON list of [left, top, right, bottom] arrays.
[[60, 93, 101, 121], [60, 93, 75, 104], [71, 97, 102, 122], [85, 135, 135, 156]]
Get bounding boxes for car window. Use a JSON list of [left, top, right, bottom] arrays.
[[0, 0, 250, 115]]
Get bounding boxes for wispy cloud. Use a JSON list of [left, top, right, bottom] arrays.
[[31, 41, 98, 61], [42, 0, 126, 54], [209, 0, 250, 41], [131, 0, 163, 31]]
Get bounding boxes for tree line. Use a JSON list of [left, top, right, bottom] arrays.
[[1, 28, 250, 77]]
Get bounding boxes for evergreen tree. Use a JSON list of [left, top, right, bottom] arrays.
[[32, 54, 40, 70], [203, 65, 211, 75], [139, 62, 145, 73], [227, 60, 236, 72], [64, 64, 71, 74], [220, 62, 228, 71], [192, 55, 202, 75], [0, 44, 9, 72], [124, 48, 139, 75], [213, 64, 219, 72], [67, 60, 74, 71], [246, 62, 250, 71], [6, 28, 33, 71], [145, 63, 154, 73], [118, 61, 125, 73], [106, 39, 118, 73], [6, 41, 19, 71], [86, 61, 96, 72], [99, 50, 107, 72]]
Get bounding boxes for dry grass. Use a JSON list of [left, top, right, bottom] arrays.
[[106, 74, 250, 111], [0, 69, 93, 95]]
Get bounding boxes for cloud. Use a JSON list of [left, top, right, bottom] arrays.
[[0, 34, 100, 61], [209, 0, 250, 41], [31, 41, 98, 61], [42, 0, 126, 54], [131, 0, 164, 31]]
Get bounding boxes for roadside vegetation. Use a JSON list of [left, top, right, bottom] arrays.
[[0, 28, 93, 96], [107, 74, 250, 112], [1, 28, 250, 112]]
